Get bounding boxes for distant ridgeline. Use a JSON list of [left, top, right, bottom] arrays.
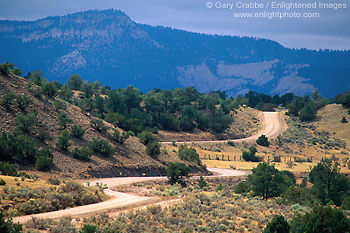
[[3, 62, 349, 137], [0, 9, 350, 97]]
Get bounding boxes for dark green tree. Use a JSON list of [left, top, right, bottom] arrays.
[[35, 149, 54, 171], [146, 141, 161, 159], [67, 74, 83, 90], [299, 102, 317, 122], [309, 159, 349, 205], [247, 163, 294, 200], [15, 111, 37, 134], [177, 144, 201, 164], [56, 130, 71, 151], [341, 116, 348, 123], [0, 212, 22, 233], [42, 82, 58, 98], [197, 176, 208, 189], [166, 162, 190, 185], [73, 147, 93, 162], [263, 215, 290, 233], [257, 134, 270, 146], [16, 94, 33, 111], [89, 138, 114, 157], [1, 93, 16, 110], [242, 146, 261, 162], [70, 125, 85, 139], [290, 205, 350, 233]]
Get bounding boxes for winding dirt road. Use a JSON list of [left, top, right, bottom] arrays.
[[162, 112, 287, 144], [13, 112, 286, 224]]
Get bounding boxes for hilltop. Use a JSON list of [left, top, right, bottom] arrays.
[[1, 9, 350, 97]]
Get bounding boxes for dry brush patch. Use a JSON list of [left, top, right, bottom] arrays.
[[23, 177, 308, 233]]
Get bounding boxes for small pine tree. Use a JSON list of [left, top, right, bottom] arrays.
[[58, 113, 73, 129], [263, 215, 290, 233], [35, 149, 54, 172], [256, 134, 270, 146], [276, 134, 283, 146], [341, 116, 348, 123], [71, 125, 85, 139], [197, 176, 208, 189], [56, 130, 71, 151]]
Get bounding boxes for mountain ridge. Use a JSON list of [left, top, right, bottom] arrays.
[[1, 9, 349, 97]]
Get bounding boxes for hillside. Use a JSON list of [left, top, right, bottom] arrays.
[[0, 73, 194, 178], [1, 9, 350, 97], [157, 107, 261, 142], [174, 104, 350, 174]]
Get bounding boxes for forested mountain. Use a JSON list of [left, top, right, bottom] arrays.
[[1, 9, 350, 97]]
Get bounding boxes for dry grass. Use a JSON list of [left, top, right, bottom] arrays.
[[0, 175, 51, 190]]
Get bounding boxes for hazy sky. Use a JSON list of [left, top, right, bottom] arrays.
[[0, 0, 349, 50]]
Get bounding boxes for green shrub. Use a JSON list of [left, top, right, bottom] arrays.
[[171, 140, 177, 147], [80, 224, 97, 233], [0, 61, 11, 75], [263, 215, 290, 233], [90, 119, 109, 134], [16, 94, 33, 111], [73, 147, 92, 161], [15, 112, 37, 134], [35, 149, 54, 172], [0, 179, 6, 186], [216, 183, 224, 192], [1, 93, 16, 110], [58, 113, 73, 129], [54, 101, 67, 111], [227, 140, 235, 146], [197, 176, 208, 189], [166, 162, 190, 185], [29, 87, 43, 99], [0, 162, 17, 176], [146, 141, 161, 158], [0, 212, 22, 232], [234, 181, 250, 194], [42, 82, 58, 98], [56, 130, 71, 151], [290, 205, 350, 232], [48, 177, 61, 185], [178, 145, 200, 163], [138, 131, 158, 145], [38, 130, 49, 142], [242, 146, 261, 162], [341, 116, 348, 123], [108, 129, 129, 144], [89, 138, 114, 157], [71, 125, 85, 139], [256, 134, 270, 146]]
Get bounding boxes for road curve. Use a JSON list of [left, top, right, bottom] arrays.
[[13, 168, 248, 224], [162, 111, 287, 144], [13, 112, 285, 223]]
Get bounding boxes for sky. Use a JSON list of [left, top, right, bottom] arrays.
[[0, 0, 349, 50]]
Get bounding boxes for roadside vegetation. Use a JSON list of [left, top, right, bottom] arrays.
[[0, 175, 104, 218]]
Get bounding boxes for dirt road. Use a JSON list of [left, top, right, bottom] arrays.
[[13, 168, 248, 224], [162, 112, 287, 144], [13, 112, 285, 223]]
